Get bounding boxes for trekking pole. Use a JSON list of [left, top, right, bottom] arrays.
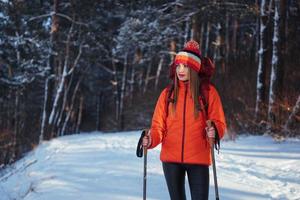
[[143, 146, 147, 200], [136, 129, 148, 200], [206, 120, 220, 200]]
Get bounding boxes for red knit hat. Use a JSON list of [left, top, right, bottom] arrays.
[[169, 40, 215, 81], [174, 40, 202, 72]]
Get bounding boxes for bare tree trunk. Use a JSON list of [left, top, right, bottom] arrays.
[[112, 57, 119, 121], [75, 95, 84, 134], [255, 0, 269, 122], [268, 0, 274, 13], [225, 13, 230, 64], [204, 21, 211, 56], [267, 0, 286, 132], [61, 78, 82, 135], [6, 90, 12, 134], [56, 81, 68, 134], [48, 23, 74, 129], [155, 56, 164, 91], [96, 92, 103, 130], [119, 54, 128, 130], [184, 16, 191, 44], [213, 23, 222, 63], [15, 32, 21, 66], [43, 0, 59, 140], [255, 0, 260, 63], [40, 75, 55, 142], [130, 48, 142, 104], [232, 18, 238, 57], [137, 72, 143, 92], [57, 42, 83, 135], [284, 95, 300, 132], [199, 23, 204, 51], [170, 40, 177, 64], [191, 14, 200, 43], [50, 0, 81, 137], [7, 64, 13, 78], [129, 64, 135, 105], [12, 89, 19, 161], [143, 59, 152, 94]]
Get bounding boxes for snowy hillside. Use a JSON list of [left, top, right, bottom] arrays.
[[0, 131, 299, 200]]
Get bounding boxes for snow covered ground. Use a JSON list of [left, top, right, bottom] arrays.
[[0, 131, 299, 200]]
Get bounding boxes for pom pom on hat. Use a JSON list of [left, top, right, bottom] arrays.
[[183, 40, 201, 55]]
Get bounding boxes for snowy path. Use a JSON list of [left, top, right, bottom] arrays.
[[0, 131, 300, 200]]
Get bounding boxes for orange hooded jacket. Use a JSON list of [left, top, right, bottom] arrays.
[[148, 80, 226, 166]]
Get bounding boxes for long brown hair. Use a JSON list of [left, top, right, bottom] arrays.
[[170, 68, 201, 119]]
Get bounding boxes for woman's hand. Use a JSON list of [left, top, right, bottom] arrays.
[[205, 126, 215, 147], [142, 129, 152, 148]]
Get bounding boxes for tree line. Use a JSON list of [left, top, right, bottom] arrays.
[[0, 0, 299, 166]]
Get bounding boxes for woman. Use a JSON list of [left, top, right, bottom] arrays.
[[142, 40, 226, 200]]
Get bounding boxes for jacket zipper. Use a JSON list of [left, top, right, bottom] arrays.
[[181, 84, 188, 163]]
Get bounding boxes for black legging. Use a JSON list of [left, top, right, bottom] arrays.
[[162, 162, 209, 200]]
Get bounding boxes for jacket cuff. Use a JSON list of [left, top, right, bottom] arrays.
[[148, 131, 158, 149]]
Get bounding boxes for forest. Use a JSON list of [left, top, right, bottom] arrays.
[[0, 0, 299, 167]]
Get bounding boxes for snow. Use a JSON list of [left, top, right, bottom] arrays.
[[42, 17, 51, 31], [0, 12, 6, 19], [260, 0, 266, 16], [1, 131, 300, 200]]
